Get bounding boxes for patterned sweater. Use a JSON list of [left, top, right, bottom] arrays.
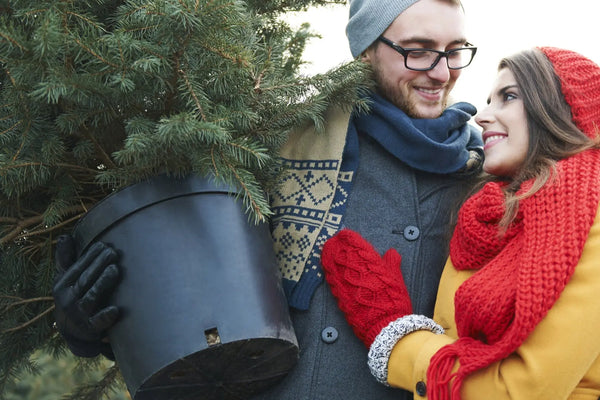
[[270, 106, 353, 310]]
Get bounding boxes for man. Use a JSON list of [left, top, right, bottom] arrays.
[[52, 0, 482, 399], [262, 0, 481, 398]]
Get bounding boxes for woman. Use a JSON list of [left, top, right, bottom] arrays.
[[320, 47, 600, 399]]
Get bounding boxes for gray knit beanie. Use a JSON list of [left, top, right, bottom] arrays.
[[346, 0, 421, 58]]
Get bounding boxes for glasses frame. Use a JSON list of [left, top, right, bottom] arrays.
[[377, 36, 477, 71]]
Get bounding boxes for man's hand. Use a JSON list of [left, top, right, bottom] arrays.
[[52, 234, 121, 358], [321, 229, 412, 348]]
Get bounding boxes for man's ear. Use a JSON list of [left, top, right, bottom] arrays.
[[361, 50, 372, 64]]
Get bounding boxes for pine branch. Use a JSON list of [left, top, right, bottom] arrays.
[[0, 1, 373, 397], [80, 125, 117, 169], [1, 305, 54, 334], [61, 364, 125, 400], [0, 31, 26, 51], [178, 67, 207, 120], [66, 30, 119, 69], [1, 296, 54, 312], [0, 205, 86, 245], [0, 119, 22, 135]]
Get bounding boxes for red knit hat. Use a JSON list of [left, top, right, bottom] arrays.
[[540, 46, 600, 139], [426, 48, 600, 399]]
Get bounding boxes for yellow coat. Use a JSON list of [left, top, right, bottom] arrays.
[[386, 203, 600, 399]]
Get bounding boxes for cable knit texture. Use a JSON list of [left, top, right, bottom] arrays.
[[321, 229, 412, 348], [426, 47, 600, 399]]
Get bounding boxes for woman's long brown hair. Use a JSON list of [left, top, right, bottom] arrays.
[[490, 48, 600, 228]]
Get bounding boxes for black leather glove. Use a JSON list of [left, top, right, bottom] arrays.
[[53, 234, 121, 358]]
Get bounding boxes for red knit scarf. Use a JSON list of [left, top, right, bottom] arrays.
[[426, 148, 600, 399]]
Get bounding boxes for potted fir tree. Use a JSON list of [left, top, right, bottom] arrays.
[[0, 1, 370, 399]]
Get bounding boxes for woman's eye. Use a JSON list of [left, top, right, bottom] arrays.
[[503, 92, 517, 102]]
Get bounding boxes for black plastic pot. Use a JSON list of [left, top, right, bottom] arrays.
[[72, 174, 298, 400]]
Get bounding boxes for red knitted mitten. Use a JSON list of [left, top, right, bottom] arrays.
[[321, 229, 413, 347]]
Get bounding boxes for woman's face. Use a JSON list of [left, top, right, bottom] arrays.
[[475, 68, 529, 177]]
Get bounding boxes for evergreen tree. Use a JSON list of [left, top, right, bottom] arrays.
[[4, 350, 130, 400], [0, 0, 371, 398]]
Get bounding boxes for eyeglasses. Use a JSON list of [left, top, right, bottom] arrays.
[[377, 36, 477, 71]]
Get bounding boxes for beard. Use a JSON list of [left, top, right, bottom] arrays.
[[371, 63, 448, 119]]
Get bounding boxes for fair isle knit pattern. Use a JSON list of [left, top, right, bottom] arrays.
[[270, 107, 353, 309], [271, 158, 353, 309]]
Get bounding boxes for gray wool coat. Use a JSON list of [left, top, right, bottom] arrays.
[[257, 112, 477, 400]]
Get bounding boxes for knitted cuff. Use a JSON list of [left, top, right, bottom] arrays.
[[367, 314, 444, 386]]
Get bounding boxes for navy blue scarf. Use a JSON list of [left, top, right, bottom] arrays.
[[352, 93, 483, 174], [285, 93, 482, 309]]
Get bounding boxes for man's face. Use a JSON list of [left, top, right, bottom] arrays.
[[363, 0, 468, 119]]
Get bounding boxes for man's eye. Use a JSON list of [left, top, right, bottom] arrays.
[[408, 50, 432, 59]]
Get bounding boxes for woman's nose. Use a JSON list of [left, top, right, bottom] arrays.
[[474, 106, 494, 128]]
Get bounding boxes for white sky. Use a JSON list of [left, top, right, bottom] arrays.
[[288, 1, 600, 113]]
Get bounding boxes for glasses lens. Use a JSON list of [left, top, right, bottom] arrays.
[[405, 50, 440, 70], [447, 48, 475, 69], [404, 48, 475, 71]]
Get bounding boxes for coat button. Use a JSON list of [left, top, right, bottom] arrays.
[[415, 381, 427, 396], [403, 225, 420, 241], [321, 326, 338, 344]]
